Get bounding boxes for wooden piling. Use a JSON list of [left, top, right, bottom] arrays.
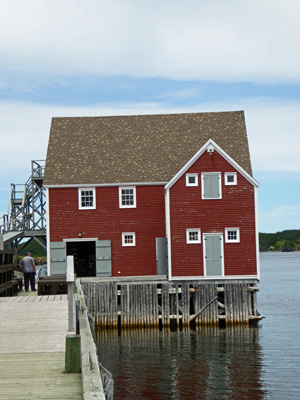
[[80, 278, 261, 330]]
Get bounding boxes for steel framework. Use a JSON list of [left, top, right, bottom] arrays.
[[0, 160, 46, 261]]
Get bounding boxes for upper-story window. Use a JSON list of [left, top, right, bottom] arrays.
[[119, 186, 136, 208], [225, 172, 237, 185], [225, 228, 240, 243], [186, 173, 198, 186], [78, 188, 96, 210], [201, 173, 222, 199]]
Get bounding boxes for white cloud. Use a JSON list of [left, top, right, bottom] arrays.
[[1, 0, 300, 83], [1, 97, 300, 175], [0, 100, 167, 173], [245, 101, 300, 172]]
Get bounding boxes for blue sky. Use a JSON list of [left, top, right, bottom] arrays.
[[0, 0, 300, 233]]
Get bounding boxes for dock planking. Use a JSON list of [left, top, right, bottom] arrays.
[[0, 293, 82, 400]]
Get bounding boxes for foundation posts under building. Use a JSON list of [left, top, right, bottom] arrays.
[[80, 278, 261, 330]]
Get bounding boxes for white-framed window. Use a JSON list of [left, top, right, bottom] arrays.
[[119, 186, 136, 208], [225, 228, 240, 243], [78, 188, 96, 210], [122, 232, 136, 246], [186, 229, 201, 244], [225, 172, 237, 185], [186, 173, 198, 186], [201, 173, 222, 199]]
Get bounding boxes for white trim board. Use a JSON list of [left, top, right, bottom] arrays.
[[165, 139, 259, 190]]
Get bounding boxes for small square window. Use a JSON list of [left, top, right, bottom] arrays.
[[79, 188, 96, 210], [186, 229, 201, 244], [119, 187, 136, 208], [122, 232, 136, 246], [225, 228, 240, 243], [186, 174, 198, 186], [225, 173, 237, 185]]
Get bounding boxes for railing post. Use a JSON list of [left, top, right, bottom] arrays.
[[66, 256, 75, 333], [65, 334, 81, 373]]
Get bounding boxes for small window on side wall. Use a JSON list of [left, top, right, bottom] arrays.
[[186, 229, 201, 244], [122, 232, 136, 246], [78, 188, 96, 210], [225, 228, 240, 243], [225, 172, 237, 185], [186, 174, 198, 186]]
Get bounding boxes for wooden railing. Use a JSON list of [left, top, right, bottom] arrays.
[[76, 279, 107, 400]]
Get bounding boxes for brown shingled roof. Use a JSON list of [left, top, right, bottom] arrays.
[[43, 111, 252, 186]]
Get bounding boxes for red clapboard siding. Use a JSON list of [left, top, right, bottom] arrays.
[[48, 185, 166, 276], [169, 150, 257, 277]]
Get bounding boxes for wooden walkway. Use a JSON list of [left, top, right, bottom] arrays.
[[0, 292, 83, 400]]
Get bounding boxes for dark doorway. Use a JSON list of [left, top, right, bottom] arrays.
[[66, 241, 96, 277]]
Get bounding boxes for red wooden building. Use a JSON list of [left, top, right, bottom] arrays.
[[44, 111, 259, 282]]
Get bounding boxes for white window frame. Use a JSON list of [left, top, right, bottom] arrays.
[[122, 232, 136, 247], [186, 173, 198, 187], [186, 229, 201, 244], [225, 228, 240, 243], [225, 172, 237, 186], [119, 186, 136, 208], [78, 188, 96, 210], [201, 172, 222, 199]]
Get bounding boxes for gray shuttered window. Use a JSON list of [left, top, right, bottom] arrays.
[[202, 173, 221, 199], [50, 242, 67, 274], [96, 240, 112, 277]]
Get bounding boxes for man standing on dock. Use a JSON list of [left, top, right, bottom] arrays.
[[19, 252, 36, 292]]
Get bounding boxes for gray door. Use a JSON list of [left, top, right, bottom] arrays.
[[156, 237, 168, 275], [204, 234, 223, 276], [50, 241, 67, 275], [96, 240, 112, 277]]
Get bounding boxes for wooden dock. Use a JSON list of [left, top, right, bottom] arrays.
[[0, 292, 83, 400]]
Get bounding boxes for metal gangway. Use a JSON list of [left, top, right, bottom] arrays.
[[0, 160, 46, 258]]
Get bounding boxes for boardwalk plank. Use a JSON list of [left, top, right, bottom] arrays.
[[0, 353, 82, 400], [0, 294, 82, 399]]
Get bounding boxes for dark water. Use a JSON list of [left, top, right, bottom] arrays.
[[95, 252, 300, 399]]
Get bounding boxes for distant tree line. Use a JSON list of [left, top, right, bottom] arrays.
[[19, 239, 46, 258], [259, 229, 300, 252]]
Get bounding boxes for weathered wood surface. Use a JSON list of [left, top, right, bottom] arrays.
[[0, 293, 83, 399], [0, 353, 82, 400], [76, 281, 106, 400], [81, 279, 260, 329]]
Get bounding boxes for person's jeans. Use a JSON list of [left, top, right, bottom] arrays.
[[24, 272, 35, 291]]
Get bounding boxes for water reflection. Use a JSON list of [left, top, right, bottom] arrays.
[[95, 326, 266, 399]]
